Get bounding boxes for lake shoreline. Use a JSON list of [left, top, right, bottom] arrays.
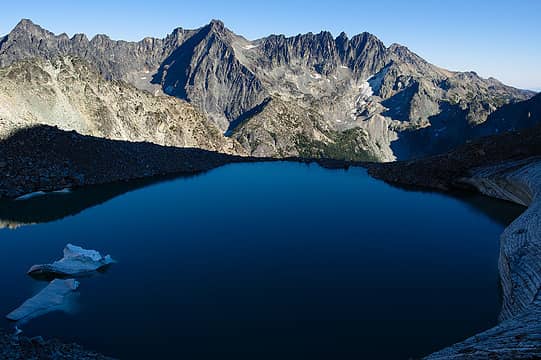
[[0, 125, 265, 200], [2, 124, 541, 358], [0, 124, 367, 200], [0, 328, 116, 360]]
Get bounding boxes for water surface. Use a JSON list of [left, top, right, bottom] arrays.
[[0, 162, 525, 359]]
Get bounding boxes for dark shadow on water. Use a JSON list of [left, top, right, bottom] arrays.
[[456, 192, 526, 227], [0, 162, 527, 230], [0, 173, 200, 228], [362, 173, 527, 228], [28, 264, 114, 283]]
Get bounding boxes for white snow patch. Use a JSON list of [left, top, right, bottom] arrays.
[[310, 73, 322, 80], [243, 44, 259, 50], [15, 192, 47, 201], [367, 66, 390, 94], [140, 77, 147, 80], [359, 81, 374, 98], [28, 244, 115, 278], [15, 188, 71, 201], [340, 65, 349, 69], [6, 279, 79, 324], [355, 81, 374, 107], [54, 188, 72, 194]]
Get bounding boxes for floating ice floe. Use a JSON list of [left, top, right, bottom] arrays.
[[28, 244, 114, 278], [6, 279, 79, 324]]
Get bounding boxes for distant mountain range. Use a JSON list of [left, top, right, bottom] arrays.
[[0, 19, 538, 161]]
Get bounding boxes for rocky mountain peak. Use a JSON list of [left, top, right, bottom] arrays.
[[71, 33, 89, 43], [13, 19, 40, 32], [90, 34, 112, 44], [198, 19, 236, 43], [337, 32, 348, 41], [10, 18, 52, 39], [209, 19, 225, 31], [204, 19, 231, 38], [318, 30, 334, 39], [387, 43, 426, 64], [164, 27, 191, 47], [335, 32, 350, 56]]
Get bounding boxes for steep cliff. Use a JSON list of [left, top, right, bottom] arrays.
[[427, 159, 541, 359]]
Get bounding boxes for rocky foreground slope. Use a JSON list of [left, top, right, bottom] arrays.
[[0, 56, 244, 155], [0, 19, 534, 161], [0, 329, 115, 360], [0, 125, 255, 199]]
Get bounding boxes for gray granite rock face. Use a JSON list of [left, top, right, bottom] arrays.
[[467, 160, 541, 319], [0, 56, 244, 155], [426, 158, 541, 359], [152, 21, 268, 132], [0, 19, 534, 161]]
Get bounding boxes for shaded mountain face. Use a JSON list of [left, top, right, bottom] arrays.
[[0, 19, 535, 161], [392, 93, 541, 160]]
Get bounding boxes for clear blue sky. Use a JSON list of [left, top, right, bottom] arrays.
[[1, 0, 539, 90]]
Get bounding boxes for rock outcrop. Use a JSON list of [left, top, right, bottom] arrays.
[[231, 96, 382, 161], [426, 159, 541, 359], [393, 93, 541, 160], [0, 19, 534, 161]]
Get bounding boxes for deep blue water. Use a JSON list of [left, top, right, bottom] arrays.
[[0, 162, 525, 359]]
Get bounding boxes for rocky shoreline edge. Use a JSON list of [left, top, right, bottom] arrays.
[[0, 125, 261, 200], [0, 329, 115, 360], [0, 125, 359, 200], [368, 127, 541, 359]]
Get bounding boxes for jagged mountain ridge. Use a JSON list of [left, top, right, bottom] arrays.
[[0, 19, 535, 161]]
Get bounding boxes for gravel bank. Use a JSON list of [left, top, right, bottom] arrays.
[[0, 329, 115, 360]]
